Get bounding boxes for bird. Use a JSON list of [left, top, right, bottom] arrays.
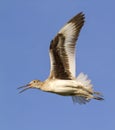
[[18, 12, 104, 104]]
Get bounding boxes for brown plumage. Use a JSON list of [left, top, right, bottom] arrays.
[[18, 12, 103, 104]]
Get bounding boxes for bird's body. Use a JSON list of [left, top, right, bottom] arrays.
[[33, 74, 92, 96], [18, 12, 103, 104]]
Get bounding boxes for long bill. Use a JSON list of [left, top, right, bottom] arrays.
[[17, 84, 31, 93]]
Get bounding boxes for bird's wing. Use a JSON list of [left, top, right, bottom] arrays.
[[49, 12, 85, 79]]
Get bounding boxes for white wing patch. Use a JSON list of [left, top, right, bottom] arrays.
[[59, 22, 77, 77]]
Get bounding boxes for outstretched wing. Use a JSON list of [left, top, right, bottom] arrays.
[[49, 12, 85, 79]]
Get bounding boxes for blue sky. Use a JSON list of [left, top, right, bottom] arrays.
[[0, 0, 115, 130]]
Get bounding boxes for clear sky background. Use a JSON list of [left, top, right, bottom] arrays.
[[0, 0, 115, 130]]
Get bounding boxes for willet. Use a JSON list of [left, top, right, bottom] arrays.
[[18, 12, 103, 104]]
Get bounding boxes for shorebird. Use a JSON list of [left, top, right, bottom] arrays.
[[18, 12, 103, 104]]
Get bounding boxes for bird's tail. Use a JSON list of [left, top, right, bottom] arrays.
[[76, 72, 93, 90], [72, 96, 90, 104], [72, 73, 104, 104], [72, 94, 104, 104]]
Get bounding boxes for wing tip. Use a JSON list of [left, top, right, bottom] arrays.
[[68, 12, 85, 24]]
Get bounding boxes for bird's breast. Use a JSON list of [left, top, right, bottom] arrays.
[[44, 79, 77, 95]]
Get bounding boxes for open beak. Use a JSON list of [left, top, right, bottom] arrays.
[[17, 84, 31, 93]]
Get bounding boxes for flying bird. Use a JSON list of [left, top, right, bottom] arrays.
[[18, 12, 103, 104]]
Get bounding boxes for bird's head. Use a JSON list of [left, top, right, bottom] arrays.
[[18, 80, 41, 93]]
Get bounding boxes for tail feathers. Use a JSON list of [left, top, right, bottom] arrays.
[[72, 73, 104, 104], [72, 92, 104, 104], [76, 73, 93, 89], [72, 96, 90, 104]]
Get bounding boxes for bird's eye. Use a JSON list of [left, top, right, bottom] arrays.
[[33, 80, 36, 83]]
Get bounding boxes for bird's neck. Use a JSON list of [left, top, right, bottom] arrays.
[[38, 79, 52, 92]]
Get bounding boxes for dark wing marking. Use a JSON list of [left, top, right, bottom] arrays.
[[49, 12, 85, 79]]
